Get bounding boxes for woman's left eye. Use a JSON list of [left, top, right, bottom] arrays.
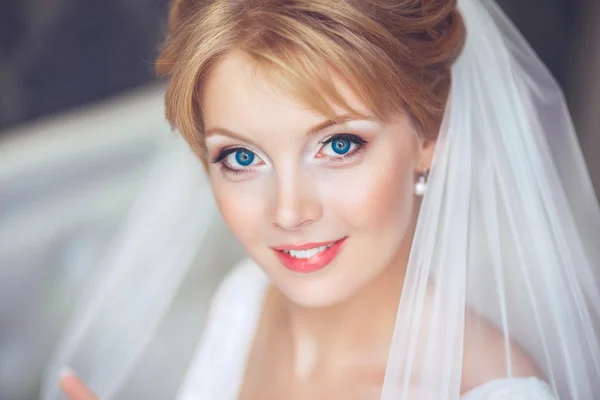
[[318, 134, 367, 159]]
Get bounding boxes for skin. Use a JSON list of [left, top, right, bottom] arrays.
[[60, 372, 97, 400], [205, 52, 428, 398], [203, 52, 428, 309], [61, 51, 542, 400]]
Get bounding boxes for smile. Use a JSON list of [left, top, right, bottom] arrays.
[[282, 243, 335, 259], [273, 238, 347, 273]]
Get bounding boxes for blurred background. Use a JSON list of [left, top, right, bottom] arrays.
[[0, 0, 598, 399]]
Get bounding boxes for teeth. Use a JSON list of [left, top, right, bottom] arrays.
[[283, 243, 334, 259]]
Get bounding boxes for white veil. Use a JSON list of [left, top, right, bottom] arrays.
[[382, 0, 600, 398], [42, 0, 600, 399]]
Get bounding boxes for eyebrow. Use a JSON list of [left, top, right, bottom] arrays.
[[204, 114, 373, 141]]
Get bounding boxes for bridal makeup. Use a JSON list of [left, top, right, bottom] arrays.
[[272, 237, 348, 273], [202, 51, 433, 308]]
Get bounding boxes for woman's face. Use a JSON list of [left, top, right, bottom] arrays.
[[202, 52, 430, 307]]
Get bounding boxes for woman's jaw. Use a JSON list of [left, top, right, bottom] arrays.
[[203, 52, 432, 308]]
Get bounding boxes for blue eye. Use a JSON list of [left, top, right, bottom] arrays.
[[212, 147, 262, 173], [319, 134, 367, 159], [235, 149, 254, 166], [331, 138, 351, 154]]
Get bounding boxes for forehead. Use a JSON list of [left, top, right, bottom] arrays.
[[201, 52, 371, 134]]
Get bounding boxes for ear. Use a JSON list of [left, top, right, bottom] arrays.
[[417, 137, 437, 171]]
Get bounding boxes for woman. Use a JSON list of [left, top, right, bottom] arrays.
[[49, 0, 600, 398]]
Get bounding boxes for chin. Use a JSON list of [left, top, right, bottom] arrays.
[[275, 274, 365, 308], [260, 248, 384, 309]]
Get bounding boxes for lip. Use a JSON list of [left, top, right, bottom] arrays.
[[273, 237, 347, 273], [273, 239, 341, 251]]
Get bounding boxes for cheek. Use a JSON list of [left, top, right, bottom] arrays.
[[210, 176, 267, 246], [319, 147, 416, 231]]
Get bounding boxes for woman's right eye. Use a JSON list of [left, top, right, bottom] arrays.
[[213, 147, 263, 173]]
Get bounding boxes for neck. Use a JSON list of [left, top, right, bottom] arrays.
[[274, 222, 415, 381]]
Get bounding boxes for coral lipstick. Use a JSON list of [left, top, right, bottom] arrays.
[[273, 237, 347, 273]]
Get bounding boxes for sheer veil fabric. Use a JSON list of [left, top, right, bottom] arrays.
[[381, 0, 600, 398], [42, 0, 600, 399]]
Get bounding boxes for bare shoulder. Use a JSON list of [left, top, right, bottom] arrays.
[[461, 309, 544, 393]]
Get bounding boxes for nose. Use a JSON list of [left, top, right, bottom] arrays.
[[272, 169, 322, 231]]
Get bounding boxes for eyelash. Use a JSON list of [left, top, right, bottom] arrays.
[[211, 133, 368, 175], [210, 147, 253, 175], [319, 133, 368, 162]]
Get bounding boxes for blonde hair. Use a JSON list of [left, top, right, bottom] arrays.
[[156, 0, 466, 161]]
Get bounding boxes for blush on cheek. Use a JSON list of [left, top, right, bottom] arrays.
[[373, 168, 413, 222], [318, 154, 415, 230], [211, 182, 265, 246]]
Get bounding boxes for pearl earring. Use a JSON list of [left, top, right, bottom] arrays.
[[415, 169, 429, 197]]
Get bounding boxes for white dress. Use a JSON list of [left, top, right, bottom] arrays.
[[180, 259, 557, 400]]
